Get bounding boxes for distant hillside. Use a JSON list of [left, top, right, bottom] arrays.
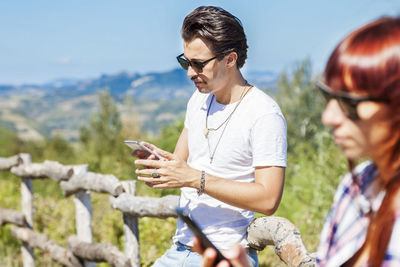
[[0, 68, 277, 141]]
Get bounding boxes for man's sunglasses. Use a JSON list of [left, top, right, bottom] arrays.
[[315, 80, 389, 120], [176, 53, 217, 73]]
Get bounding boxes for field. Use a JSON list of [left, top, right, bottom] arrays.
[[0, 61, 349, 266]]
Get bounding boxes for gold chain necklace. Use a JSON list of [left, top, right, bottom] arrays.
[[205, 83, 252, 163]]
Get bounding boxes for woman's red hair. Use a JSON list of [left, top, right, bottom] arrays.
[[324, 17, 400, 266]]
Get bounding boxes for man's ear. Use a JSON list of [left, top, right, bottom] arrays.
[[226, 52, 238, 68]]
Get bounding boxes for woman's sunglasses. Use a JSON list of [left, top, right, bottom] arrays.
[[176, 53, 217, 73], [315, 81, 389, 121]]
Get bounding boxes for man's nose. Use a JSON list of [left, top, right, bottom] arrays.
[[186, 65, 198, 79]]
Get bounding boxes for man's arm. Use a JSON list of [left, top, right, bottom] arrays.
[[135, 147, 285, 216], [172, 128, 284, 214], [173, 127, 189, 161], [136, 119, 285, 215], [198, 166, 285, 215]]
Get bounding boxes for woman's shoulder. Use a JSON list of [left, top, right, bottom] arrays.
[[331, 161, 376, 203], [354, 161, 377, 188], [341, 161, 376, 186], [353, 161, 375, 177]]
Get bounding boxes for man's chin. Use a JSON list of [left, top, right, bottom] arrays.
[[194, 83, 210, 93], [197, 87, 212, 94]]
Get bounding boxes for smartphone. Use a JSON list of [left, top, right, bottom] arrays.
[[176, 208, 232, 267], [124, 140, 161, 160]]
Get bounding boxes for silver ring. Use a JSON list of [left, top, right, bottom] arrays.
[[151, 169, 159, 178]]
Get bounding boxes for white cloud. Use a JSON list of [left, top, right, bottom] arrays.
[[56, 57, 71, 65]]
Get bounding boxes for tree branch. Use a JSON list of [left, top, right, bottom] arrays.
[[68, 235, 131, 267], [10, 226, 83, 267], [247, 216, 315, 267], [109, 194, 179, 218], [10, 160, 75, 182], [0, 209, 26, 226], [0, 154, 24, 170], [60, 172, 124, 197]]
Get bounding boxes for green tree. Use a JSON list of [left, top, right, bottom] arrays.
[[42, 135, 76, 163], [0, 126, 21, 157], [154, 118, 184, 153], [274, 59, 326, 152], [268, 60, 347, 254], [79, 88, 126, 173]]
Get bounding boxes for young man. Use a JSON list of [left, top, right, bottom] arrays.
[[135, 6, 287, 267]]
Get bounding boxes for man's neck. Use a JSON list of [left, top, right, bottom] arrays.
[[213, 71, 248, 105]]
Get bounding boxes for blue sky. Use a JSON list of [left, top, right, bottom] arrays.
[[1, 0, 399, 85]]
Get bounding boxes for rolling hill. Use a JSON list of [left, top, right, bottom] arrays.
[[0, 68, 277, 141]]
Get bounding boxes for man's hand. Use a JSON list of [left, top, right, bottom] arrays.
[[192, 237, 250, 267], [134, 142, 199, 189], [131, 149, 153, 159], [130, 142, 162, 160]]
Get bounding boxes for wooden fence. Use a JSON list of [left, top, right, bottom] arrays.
[[0, 153, 315, 267]]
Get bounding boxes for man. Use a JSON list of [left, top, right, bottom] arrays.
[[134, 6, 287, 267]]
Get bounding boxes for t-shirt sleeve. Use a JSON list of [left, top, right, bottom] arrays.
[[250, 113, 287, 167], [184, 90, 198, 129], [184, 102, 190, 129]]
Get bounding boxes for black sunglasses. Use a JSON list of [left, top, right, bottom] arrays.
[[176, 53, 218, 73], [315, 80, 389, 120]]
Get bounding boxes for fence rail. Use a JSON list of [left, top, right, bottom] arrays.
[[0, 153, 315, 267]]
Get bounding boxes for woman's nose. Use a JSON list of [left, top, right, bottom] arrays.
[[321, 99, 346, 127]]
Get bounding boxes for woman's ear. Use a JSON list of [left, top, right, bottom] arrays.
[[226, 52, 238, 68]]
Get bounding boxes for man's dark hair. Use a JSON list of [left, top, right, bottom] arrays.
[[181, 6, 248, 68]]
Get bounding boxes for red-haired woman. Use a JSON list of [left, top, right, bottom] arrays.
[[316, 16, 400, 267], [194, 16, 400, 267]]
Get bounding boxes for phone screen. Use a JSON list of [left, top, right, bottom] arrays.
[[124, 140, 160, 160], [176, 208, 232, 267]]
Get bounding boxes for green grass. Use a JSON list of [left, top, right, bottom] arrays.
[[0, 140, 346, 266], [0, 61, 348, 266]]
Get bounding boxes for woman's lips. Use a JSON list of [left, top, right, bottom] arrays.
[[334, 135, 347, 144]]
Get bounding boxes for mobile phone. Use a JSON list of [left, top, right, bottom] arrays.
[[176, 208, 232, 267], [124, 140, 161, 160]]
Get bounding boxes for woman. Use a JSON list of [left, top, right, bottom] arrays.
[[194, 16, 400, 267]]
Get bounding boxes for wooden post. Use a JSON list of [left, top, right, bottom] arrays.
[[121, 181, 140, 267], [20, 154, 35, 267], [72, 165, 96, 267]]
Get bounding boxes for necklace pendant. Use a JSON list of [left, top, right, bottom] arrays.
[[204, 128, 209, 137]]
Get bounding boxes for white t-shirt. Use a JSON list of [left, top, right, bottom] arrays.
[[173, 87, 287, 250]]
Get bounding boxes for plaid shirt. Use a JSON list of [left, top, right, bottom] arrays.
[[317, 161, 400, 266]]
